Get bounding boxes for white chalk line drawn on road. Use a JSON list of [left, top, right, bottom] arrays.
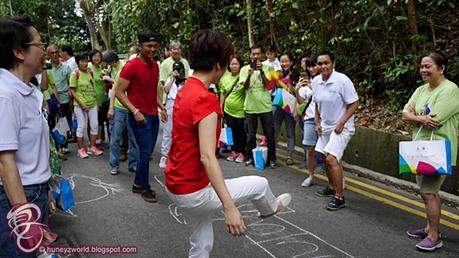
[[154, 175, 353, 258], [154, 175, 165, 187], [273, 215, 355, 258], [68, 173, 124, 204]]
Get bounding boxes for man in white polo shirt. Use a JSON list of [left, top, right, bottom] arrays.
[[312, 51, 359, 211]]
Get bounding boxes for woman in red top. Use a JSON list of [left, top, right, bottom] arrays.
[[164, 29, 291, 258]]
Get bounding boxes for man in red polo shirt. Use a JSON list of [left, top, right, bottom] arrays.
[[115, 31, 166, 203]]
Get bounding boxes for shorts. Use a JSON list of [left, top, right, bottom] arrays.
[[416, 175, 446, 194], [302, 119, 318, 146], [315, 128, 353, 161]]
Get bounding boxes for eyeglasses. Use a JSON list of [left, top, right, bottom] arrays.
[[25, 42, 47, 51]]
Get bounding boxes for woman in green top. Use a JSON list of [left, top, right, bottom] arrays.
[[70, 53, 104, 159], [89, 49, 109, 144], [402, 51, 459, 252], [219, 55, 246, 163]]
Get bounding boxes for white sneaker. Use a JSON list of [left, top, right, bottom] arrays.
[[258, 193, 291, 218], [301, 176, 314, 187], [110, 168, 118, 175], [276, 193, 292, 212], [159, 156, 167, 168]]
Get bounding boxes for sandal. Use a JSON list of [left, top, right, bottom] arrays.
[[286, 157, 294, 165]]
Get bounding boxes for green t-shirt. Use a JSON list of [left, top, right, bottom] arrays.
[[111, 62, 129, 110], [403, 79, 459, 165], [239, 64, 272, 114], [220, 72, 245, 118], [43, 70, 56, 101], [297, 101, 307, 116], [69, 70, 97, 108], [89, 63, 107, 106]]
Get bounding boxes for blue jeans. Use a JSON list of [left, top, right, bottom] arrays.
[[0, 183, 49, 258], [128, 113, 159, 191], [273, 106, 296, 151], [109, 107, 139, 170]]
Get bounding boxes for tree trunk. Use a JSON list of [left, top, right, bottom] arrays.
[[99, 18, 111, 50], [79, 0, 100, 50], [245, 0, 254, 47], [266, 0, 277, 49], [406, 0, 418, 51]]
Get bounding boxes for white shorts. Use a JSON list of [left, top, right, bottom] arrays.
[[315, 129, 354, 161]]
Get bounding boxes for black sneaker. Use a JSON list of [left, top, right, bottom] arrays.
[[141, 189, 157, 203], [245, 158, 254, 166], [327, 196, 345, 211], [315, 187, 336, 197], [268, 160, 276, 169]]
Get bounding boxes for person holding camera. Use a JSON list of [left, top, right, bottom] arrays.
[[241, 45, 277, 168], [158, 40, 190, 169]]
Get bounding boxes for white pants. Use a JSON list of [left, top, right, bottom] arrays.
[[160, 98, 174, 156], [74, 105, 98, 137], [166, 176, 278, 258]]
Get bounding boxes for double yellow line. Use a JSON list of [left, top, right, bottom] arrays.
[[276, 153, 459, 231]]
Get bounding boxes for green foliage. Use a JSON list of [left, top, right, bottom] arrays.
[[0, 0, 90, 51], [4, 0, 458, 113]]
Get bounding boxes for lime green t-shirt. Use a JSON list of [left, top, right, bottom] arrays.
[[43, 70, 56, 101], [403, 79, 459, 165], [69, 70, 97, 108], [220, 72, 245, 118], [239, 64, 272, 114], [111, 62, 129, 110], [297, 101, 307, 116], [89, 63, 107, 106]]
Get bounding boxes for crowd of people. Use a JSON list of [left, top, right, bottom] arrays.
[[0, 14, 457, 257]]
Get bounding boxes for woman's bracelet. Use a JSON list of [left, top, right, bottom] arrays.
[[133, 109, 139, 115]]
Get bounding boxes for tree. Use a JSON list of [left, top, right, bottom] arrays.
[[245, 0, 254, 47], [78, 0, 101, 50]]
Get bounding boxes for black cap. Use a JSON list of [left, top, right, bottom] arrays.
[[138, 31, 157, 43]]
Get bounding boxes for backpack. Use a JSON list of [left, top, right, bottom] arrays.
[[74, 68, 94, 80]]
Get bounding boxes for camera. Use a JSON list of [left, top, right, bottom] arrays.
[[44, 61, 52, 70], [250, 60, 257, 70], [172, 61, 186, 86]]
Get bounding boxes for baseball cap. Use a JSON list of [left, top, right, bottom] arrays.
[[138, 31, 157, 43]]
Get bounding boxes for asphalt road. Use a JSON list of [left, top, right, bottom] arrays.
[[48, 130, 459, 258]]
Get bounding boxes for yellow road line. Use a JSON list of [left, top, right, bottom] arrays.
[[346, 185, 459, 231], [345, 177, 459, 221], [276, 153, 459, 223]]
